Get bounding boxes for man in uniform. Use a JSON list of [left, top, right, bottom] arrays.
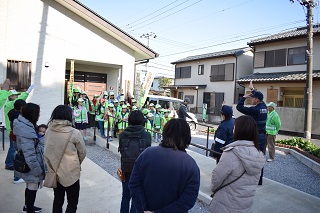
[[178, 98, 193, 121], [236, 90, 267, 185]]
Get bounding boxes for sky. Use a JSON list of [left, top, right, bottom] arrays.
[[79, 0, 317, 77]]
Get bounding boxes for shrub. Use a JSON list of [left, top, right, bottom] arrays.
[[209, 128, 215, 133], [276, 137, 319, 159]]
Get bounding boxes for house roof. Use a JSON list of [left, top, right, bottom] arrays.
[[171, 47, 252, 64], [163, 85, 207, 89], [248, 25, 320, 46], [237, 71, 320, 83], [54, 0, 158, 61]]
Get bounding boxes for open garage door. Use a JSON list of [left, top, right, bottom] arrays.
[[65, 71, 107, 104]]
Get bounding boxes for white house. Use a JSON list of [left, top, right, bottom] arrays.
[[0, 0, 158, 124], [168, 47, 253, 122], [238, 26, 320, 137]]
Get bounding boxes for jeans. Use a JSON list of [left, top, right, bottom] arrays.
[[120, 173, 136, 213], [5, 139, 15, 168], [53, 180, 80, 213], [97, 121, 105, 138]]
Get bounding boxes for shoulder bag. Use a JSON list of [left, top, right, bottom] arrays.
[[14, 139, 39, 173], [43, 130, 74, 188], [211, 170, 246, 198]]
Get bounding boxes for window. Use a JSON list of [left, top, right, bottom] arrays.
[[282, 87, 304, 108], [185, 95, 194, 104], [210, 63, 234, 82], [175, 66, 191, 79], [288, 47, 306, 65], [254, 52, 265, 68], [202, 92, 224, 115], [198, 65, 204, 75], [265, 49, 286, 67], [178, 92, 184, 100], [7, 60, 31, 91]]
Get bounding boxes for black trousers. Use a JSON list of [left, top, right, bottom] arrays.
[[53, 180, 80, 213]]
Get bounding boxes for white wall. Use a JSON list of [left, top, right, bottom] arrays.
[[0, 0, 138, 124]]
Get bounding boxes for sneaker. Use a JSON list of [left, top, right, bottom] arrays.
[[22, 205, 42, 213], [14, 178, 25, 184], [267, 159, 273, 162], [109, 137, 113, 141], [83, 136, 88, 141]]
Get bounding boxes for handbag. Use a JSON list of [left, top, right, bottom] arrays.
[[211, 171, 246, 198], [14, 139, 39, 173], [117, 168, 126, 182], [43, 130, 74, 188]]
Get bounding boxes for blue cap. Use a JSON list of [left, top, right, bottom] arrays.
[[220, 105, 233, 117], [251, 91, 264, 101]]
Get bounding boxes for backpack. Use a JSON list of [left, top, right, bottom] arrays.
[[119, 136, 148, 173]]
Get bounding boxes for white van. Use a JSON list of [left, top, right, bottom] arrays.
[[144, 95, 198, 127]]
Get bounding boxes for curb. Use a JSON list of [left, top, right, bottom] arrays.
[[275, 146, 320, 175]]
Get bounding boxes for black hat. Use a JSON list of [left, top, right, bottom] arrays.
[[184, 97, 191, 103], [251, 91, 263, 101], [220, 105, 233, 117]]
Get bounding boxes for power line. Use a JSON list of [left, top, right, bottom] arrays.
[[123, 0, 180, 28], [128, 0, 192, 30], [131, 0, 204, 31]]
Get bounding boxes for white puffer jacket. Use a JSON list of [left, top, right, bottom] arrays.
[[210, 140, 265, 213]]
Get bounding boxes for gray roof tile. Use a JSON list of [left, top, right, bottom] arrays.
[[238, 71, 320, 82], [171, 47, 252, 64], [248, 25, 320, 45]]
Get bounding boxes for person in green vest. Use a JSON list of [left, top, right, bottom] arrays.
[[126, 102, 131, 113], [71, 88, 81, 107], [153, 104, 162, 142], [145, 112, 154, 137], [149, 103, 155, 115], [73, 98, 88, 141], [95, 98, 106, 138], [4, 84, 33, 172], [80, 91, 90, 112], [117, 105, 129, 135], [266, 102, 282, 162], [103, 91, 109, 108], [161, 109, 171, 133], [0, 78, 10, 109], [104, 103, 116, 141], [88, 94, 99, 128]]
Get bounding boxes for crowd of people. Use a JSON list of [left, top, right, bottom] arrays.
[[2, 77, 283, 213]]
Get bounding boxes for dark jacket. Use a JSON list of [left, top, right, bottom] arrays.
[[13, 115, 46, 182], [8, 109, 20, 141], [129, 146, 200, 213], [236, 97, 268, 133], [178, 103, 192, 120], [212, 118, 234, 156], [118, 125, 152, 174]]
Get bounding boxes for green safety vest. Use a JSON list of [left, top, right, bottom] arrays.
[[145, 119, 154, 136], [95, 105, 105, 122], [74, 106, 87, 123], [89, 100, 99, 115], [266, 110, 281, 135], [161, 116, 171, 131], [154, 112, 162, 129], [104, 110, 115, 129], [118, 112, 129, 130]]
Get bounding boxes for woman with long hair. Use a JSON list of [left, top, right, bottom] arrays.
[[129, 118, 200, 212], [44, 105, 86, 213], [210, 115, 265, 213], [13, 103, 44, 213]]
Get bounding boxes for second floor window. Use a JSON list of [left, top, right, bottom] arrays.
[[288, 47, 306, 65], [7, 60, 32, 91], [198, 65, 204, 75], [175, 66, 191, 79], [210, 63, 234, 82], [265, 49, 286, 67]]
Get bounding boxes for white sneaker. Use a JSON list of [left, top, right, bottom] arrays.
[[14, 178, 25, 184], [267, 159, 273, 162]]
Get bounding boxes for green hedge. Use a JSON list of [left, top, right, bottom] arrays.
[[276, 137, 320, 159]]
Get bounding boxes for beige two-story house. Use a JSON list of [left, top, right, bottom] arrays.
[[238, 26, 320, 137], [168, 47, 253, 122]]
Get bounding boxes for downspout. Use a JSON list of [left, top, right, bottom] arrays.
[[234, 55, 238, 104]]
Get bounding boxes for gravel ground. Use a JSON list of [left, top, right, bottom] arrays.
[[189, 133, 320, 198], [85, 144, 211, 213]]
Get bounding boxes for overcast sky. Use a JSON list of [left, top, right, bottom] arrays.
[[79, 0, 316, 77]]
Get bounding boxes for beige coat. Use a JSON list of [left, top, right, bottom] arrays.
[[210, 140, 265, 213], [44, 120, 86, 187]]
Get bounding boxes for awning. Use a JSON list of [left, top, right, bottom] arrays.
[[163, 85, 207, 89]]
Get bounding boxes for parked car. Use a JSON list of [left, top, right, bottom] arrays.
[[145, 95, 198, 129]]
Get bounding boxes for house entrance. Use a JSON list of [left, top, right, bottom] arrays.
[[64, 71, 107, 104]]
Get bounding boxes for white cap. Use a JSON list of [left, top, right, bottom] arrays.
[[147, 113, 154, 117]]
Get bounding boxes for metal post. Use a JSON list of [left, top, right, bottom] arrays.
[[106, 114, 110, 149], [206, 126, 210, 156]]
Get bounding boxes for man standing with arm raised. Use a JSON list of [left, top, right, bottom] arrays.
[[236, 88, 267, 185]]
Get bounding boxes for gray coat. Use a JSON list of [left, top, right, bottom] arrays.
[[210, 140, 265, 213], [13, 115, 45, 182]]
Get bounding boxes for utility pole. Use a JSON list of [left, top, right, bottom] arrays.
[[290, 0, 315, 140], [140, 32, 157, 72]]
